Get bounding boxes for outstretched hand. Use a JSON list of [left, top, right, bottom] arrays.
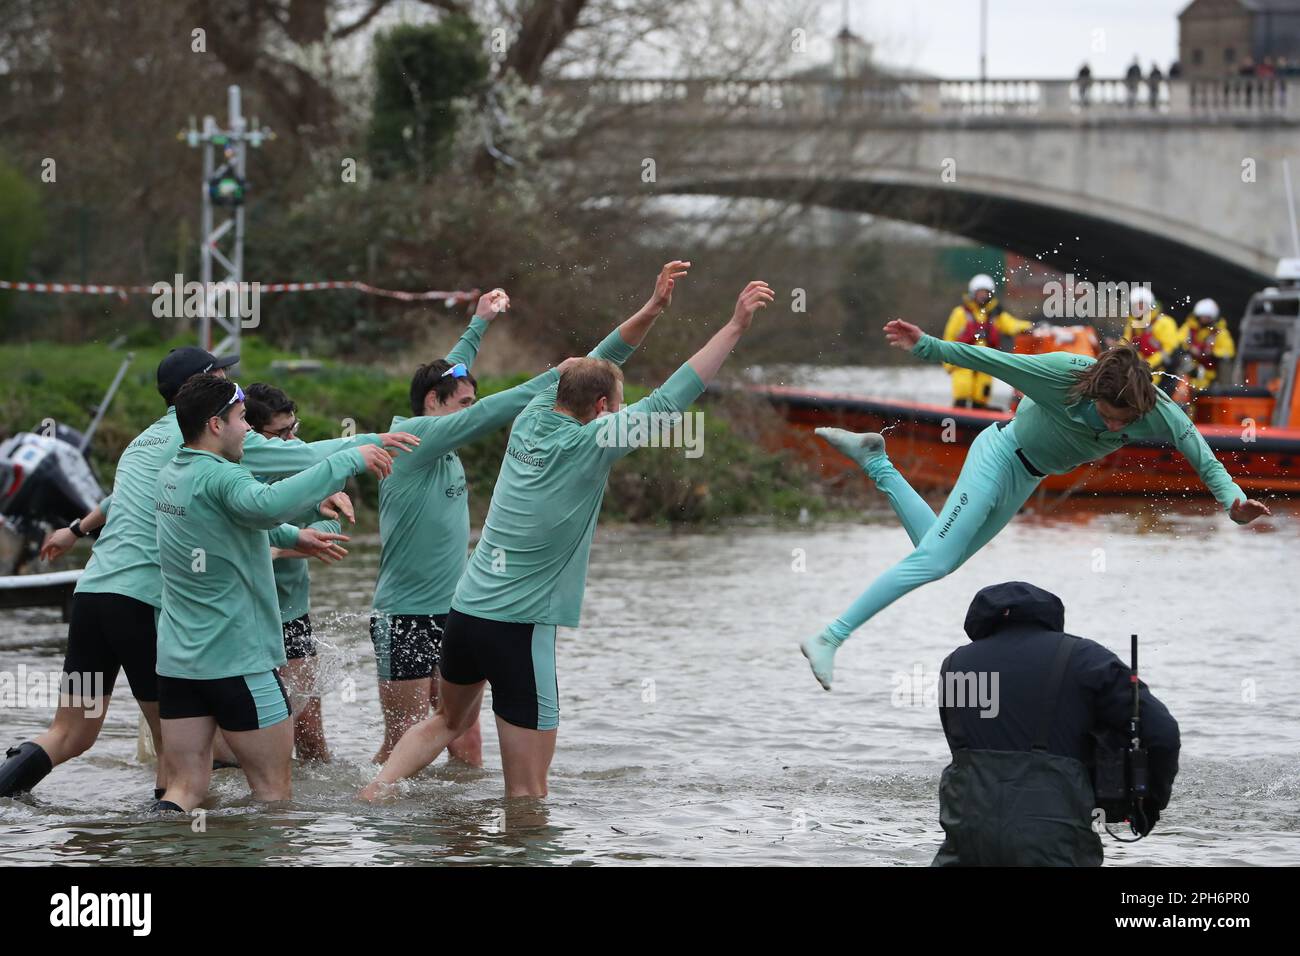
[[650, 260, 690, 312], [39, 527, 78, 563], [884, 319, 923, 350], [1230, 498, 1271, 524], [729, 280, 774, 331], [474, 288, 510, 320], [378, 431, 420, 455], [295, 527, 351, 563], [319, 491, 355, 524], [358, 444, 396, 480]]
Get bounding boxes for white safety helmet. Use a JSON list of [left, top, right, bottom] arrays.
[[1129, 286, 1155, 315], [968, 274, 996, 295], [1192, 297, 1220, 320]]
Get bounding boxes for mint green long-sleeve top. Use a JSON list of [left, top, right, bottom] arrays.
[[76, 406, 384, 609], [372, 321, 646, 617], [154, 446, 366, 680], [272, 505, 341, 624], [453, 339, 705, 627], [911, 335, 1246, 513]]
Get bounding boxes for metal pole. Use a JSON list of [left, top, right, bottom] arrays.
[[185, 84, 271, 358], [79, 353, 135, 453], [198, 117, 215, 351]]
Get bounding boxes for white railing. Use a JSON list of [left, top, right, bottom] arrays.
[[543, 76, 1297, 120]]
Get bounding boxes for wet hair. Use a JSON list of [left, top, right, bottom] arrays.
[[175, 375, 239, 443], [1067, 343, 1159, 416], [556, 358, 623, 419], [244, 383, 295, 433], [409, 359, 478, 416]]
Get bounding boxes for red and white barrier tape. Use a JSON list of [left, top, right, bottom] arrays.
[[0, 279, 479, 305]]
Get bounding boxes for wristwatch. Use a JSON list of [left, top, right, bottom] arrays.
[[69, 519, 87, 538]]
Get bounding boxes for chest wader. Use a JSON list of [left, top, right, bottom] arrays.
[[932, 635, 1104, 867]]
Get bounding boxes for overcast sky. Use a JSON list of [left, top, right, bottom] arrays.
[[827, 0, 1190, 78]]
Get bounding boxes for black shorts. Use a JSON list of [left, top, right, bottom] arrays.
[[62, 592, 159, 702], [368, 613, 447, 682], [282, 614, 315, 660], [439, 609, 558, 731], [157, 671, 291, 732]]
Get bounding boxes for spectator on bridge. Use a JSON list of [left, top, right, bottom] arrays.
[[1238, 56, 1257, 77], [1147, 64, 1163, 109], [941, 274, 1030, 410], [1125, 57, 1142, 106], [1076, 63, 1092, 108], [1169, 60, 1183, 80], [1259, 56, 1277, 78]]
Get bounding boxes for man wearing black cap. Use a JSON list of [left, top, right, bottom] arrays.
[[932, 581, 1180, 866], [0, 347, 417, 801]]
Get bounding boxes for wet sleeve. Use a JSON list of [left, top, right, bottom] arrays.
[[912, 334, 1082, 406], [588, 327, 637, 367], [1154, 398, 1245, 514], [268, 514, 339, 552], [214, 451, 365, 529], [269, 524, 301, 550], [242, 432, 382, 480], [590, 363, 706, 464], [401, 368, 563, 464], [444, 316, 490, 368]]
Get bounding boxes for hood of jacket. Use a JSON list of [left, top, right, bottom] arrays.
[[963, 581, 1065, 641]]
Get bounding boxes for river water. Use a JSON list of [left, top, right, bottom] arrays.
[[2, 501, 1298, 866], [3, 365, 1298, 865]]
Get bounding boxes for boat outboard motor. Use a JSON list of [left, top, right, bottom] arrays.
[[0, 426, 105, 574]]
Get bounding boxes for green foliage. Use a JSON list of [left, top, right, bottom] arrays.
[[368, 18, 489, 179]]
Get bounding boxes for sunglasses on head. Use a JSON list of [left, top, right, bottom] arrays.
[[223, 383, 246, 408], [441, 363, 469, 379]]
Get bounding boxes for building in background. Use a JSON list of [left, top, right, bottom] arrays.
[[1179, 0, 1300, 77]]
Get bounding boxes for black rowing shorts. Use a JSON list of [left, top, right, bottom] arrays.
[[439, 609, 558, 731], [62, 592, 159, 702]]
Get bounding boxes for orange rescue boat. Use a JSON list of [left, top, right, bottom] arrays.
[[752, 288, 1300, 498]]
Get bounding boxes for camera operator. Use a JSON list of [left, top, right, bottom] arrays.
[[932, 581, 1180, 866]]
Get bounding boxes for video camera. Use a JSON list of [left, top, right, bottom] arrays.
[[1092, 634, 1152, 838]]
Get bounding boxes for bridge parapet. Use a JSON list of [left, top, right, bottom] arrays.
[[544, 76, 1299, 123]]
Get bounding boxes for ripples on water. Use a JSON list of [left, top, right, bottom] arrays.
[[3, 496, 1298, 866], [3, 366, 1297, 865]]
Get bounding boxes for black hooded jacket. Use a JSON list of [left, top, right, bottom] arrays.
[[940, 581, 1180, 809]]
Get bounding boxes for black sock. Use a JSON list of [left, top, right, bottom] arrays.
[[151, 799, 186, 813], [154, 787, 165, 801]]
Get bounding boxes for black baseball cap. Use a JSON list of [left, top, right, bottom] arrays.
[[157, 347, 240, 404]]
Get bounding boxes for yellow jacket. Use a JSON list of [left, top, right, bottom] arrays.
[[1176, 318, 1235, 387], [1122, 311, 1180, 369], [942, 297, 1030, 372]]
